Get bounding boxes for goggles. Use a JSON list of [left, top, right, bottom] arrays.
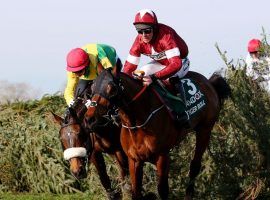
[[137, 28, 153, 35]]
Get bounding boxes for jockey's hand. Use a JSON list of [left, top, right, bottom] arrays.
[[68, 100, 75, 107], [84, 99, 92, 108], [143, 74, 158, 86], [143, 76, 153, 86], [132, 70, 145, 80]]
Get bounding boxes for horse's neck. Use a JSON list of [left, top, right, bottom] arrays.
[[120, 74, 161, 122], [120, 75, 142, 102], [121, 75, 147, 108]]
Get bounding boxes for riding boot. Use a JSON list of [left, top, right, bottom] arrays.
[[174, 80, 191, 128]]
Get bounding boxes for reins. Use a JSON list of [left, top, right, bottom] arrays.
[[88, 78, 148, 127], [122, 104, 165, 130], [120, 79, 165, 130], [91, 72, 165, 130], [131, 85, 148, 102]]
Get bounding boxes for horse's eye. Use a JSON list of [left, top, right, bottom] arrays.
[[106, 82, 118, 98]]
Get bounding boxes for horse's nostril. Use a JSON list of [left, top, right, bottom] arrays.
[[72, 165, 87, 179], [72, 170, 80, 179]]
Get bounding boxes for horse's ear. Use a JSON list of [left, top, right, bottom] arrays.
[[51, 112, 63, 126], [105, 67, 112, 72], [90, 81, 97, 95]]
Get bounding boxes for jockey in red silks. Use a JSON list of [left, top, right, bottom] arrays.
[[123, 9, 190, 126], [245, 39, 270, 92]]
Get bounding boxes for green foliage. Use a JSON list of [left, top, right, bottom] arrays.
[[0, 95, 70, 193], [138, 33, 270, 199], [0, 94, 125, 199], [205, 41, 270, 199], [0, 193, 95, 200], [0, 34, 270, 199]]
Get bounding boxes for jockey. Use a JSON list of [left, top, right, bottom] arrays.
[[64, 44, 122, 107], [123, 9, 190, 126], [245, 39, 270, 92]]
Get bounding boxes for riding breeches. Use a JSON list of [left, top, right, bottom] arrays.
[[137, 57, 190, 78]]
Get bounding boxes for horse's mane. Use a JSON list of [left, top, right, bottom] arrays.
[[64, 98, 87, 125], [119, 72, 144, 87], [63, 107, 78, 125]]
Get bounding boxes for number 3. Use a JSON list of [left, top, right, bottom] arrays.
[[181, 79, 197, 95]]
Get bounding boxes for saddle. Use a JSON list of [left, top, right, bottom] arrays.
[[151, 77, 206, 120], [151, 80, 186, 119], [132, 70, 206, 120]]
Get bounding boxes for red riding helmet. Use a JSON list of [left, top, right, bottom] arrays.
[[66, 48, 89, 72], [133, 9, 158, 25], [247, 39, 261, 53]]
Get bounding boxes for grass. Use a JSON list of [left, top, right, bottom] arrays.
[[0, 193, 97, 200]]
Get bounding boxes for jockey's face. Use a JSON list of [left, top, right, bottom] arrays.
[[74, 68, 86, 77], [250, 52, 259, 59], [138, 28, 153, 43]]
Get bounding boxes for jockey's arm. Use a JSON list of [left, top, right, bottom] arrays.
[[123, 37, 141, 76], [97, 45, 113, 69], [155, 56, 182, 80], [124, 58, 139, 76], [154, 33, 184, 80], [64, 72, 79, 106]]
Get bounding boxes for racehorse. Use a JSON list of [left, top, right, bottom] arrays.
[[85, 69, 231, 200], [52, 97, 128, 200]]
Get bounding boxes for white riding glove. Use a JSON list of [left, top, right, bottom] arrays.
[[68, 100, 75, 107], [85, 99, 92, 108]]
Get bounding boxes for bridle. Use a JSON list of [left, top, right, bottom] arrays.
[[88, 76, 149, 127], [61, 107, 94, 164], [90, 75, 165, 130]]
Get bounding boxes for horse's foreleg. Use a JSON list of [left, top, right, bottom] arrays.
[[90, 151, 113, 196], [114, 150, 131, 200], [185, 127, 212, 199], [156, 154, 169, 200], [114, 150, 129, 180], [129, 158, 143, 200]]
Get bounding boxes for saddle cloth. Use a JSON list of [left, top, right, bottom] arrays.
[[152, 78, 206, 118]]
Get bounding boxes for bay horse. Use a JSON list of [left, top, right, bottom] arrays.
[[85, 69, 231, 200], [52, 97, 128, 200]]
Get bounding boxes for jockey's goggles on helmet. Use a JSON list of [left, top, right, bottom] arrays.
[[137, 28, 153, 35]]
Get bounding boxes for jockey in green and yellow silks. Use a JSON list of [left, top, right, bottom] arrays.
[[64, 44, 122, 106]]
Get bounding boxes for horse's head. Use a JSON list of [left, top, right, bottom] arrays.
[[85, 69, 120, 122], [85, 69, 145, 118], [52, 107, 92, 179]]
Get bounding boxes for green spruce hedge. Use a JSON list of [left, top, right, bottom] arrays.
[[0, 38, 270, 199]]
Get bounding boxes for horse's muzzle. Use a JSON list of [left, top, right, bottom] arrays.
[[70, 157, 87, 179]]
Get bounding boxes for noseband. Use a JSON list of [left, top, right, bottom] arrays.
[[61, 122, 93, 162]]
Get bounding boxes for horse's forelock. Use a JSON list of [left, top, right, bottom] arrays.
[[63, 107, 78, 125]]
